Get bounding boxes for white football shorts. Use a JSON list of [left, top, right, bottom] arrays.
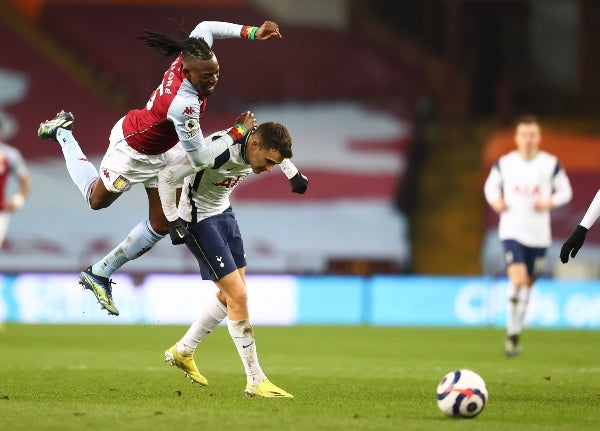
[[99, 117, 186, 192]]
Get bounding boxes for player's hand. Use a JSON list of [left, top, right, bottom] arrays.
[[534, 199, 553, 211], [255, 21, 282, 40], [235, 111, 256, 132], [560, 225, 588, 263], [490, 198, 507, 214], [168, 219, 190, 245], [289, 172, 308, 194], [4, 193, 25, 212]]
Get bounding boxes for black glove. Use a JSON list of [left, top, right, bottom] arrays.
[[560, 225, 588, 263], [289, 172, 308, 194], [168, 219, 190, 245]]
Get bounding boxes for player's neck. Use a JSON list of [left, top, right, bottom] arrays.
[[518, 149, 539, 161]]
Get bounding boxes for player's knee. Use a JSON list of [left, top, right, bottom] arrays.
[[88, 197, 110, 210], [149, 219, 169, 235], [227, 288, 248, 309]]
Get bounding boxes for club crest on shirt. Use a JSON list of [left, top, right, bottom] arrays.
[[113, 175, 131, 191]]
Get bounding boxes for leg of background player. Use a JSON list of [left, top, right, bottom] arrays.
[[505, 263, 529, 356], [0, 212, 10, 249]]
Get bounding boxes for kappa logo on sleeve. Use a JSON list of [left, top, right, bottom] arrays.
[[184, 118, 200, 139], [113, 175, 131, 191], [182, 106, 195, 115]]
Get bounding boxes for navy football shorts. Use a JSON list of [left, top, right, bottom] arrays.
[[502, 239, 547, 279], [182, 208, 246, 281]]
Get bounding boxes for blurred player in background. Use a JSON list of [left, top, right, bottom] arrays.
[[0, 120, 31, 249], [37, 20, 307, 316], [158, 122, 295, 398], [484, 115, 572, 356]]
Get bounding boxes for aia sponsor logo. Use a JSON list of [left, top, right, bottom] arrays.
[[213, 175, 245, 188], [513, 184, 540, 197], [182, 106, 194, 115]]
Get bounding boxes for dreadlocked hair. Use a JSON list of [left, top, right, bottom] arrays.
[[138, 19, 214, 60]]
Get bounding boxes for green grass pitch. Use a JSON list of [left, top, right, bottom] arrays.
[[1, 324, 599, 431]]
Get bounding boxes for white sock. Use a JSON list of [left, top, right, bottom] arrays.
[[506, 284, 520, 336], [91, 219, 164, 278], [176, 294, 228, 355], [55, 128, 99, 203], [228, 319, 267, 386], [514, 287, 531, 334]]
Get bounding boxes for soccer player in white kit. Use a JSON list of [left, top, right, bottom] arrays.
[[158, 122, 294, 398], [37, 20, 307, 315], [0, 120, 31, 249], [484, 116, 572, 356]]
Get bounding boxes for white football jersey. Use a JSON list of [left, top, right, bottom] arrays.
[[178, 136, 252, 222], [484, 150, 572, 247]]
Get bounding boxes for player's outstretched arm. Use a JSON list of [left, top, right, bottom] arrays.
[[280, 159, 308, 194], [483, 164, 506, 213], [157, 155, 195, 245], [190, 20, 281, 47], [550, 166, 573, 208], [560, 188, 600, 263]]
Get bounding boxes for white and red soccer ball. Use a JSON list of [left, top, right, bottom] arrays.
[[436, 369, 488, 418]]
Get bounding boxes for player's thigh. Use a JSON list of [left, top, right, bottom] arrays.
[[145, 187, 182, 234], [238, 267, 246, 284], [184, 215, 241, 281], [502, 240, 529, 286], [524, 246, 547, 285], [226, 212, 247, 271], [88, 175, 121, 209], [145, 188, 168, 234], [100, 128, 170, 193]]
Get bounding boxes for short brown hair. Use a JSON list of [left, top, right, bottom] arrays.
[[255, 122, 293, 159], [514, 115, 540, 128]]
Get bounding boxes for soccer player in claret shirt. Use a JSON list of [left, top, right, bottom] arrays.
[[157, 122, 295, 398], [0, 120, 31, 249], [37, 20, 308, 316], [484, 116, 572, 356]]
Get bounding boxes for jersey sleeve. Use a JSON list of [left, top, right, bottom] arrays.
[[190, 21, 243, 47], [158, 143, 234, 222], [167, 94, 233, 168], [550, 163, 572, 208], [279, 158, 298, 179], [483, 162, 502, 205], [6, 145, 28, 178], [157, 152, 196, 222], [581, 189, 600, 229]]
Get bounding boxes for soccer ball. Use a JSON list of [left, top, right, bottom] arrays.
[[436, 369, 488, 418]]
